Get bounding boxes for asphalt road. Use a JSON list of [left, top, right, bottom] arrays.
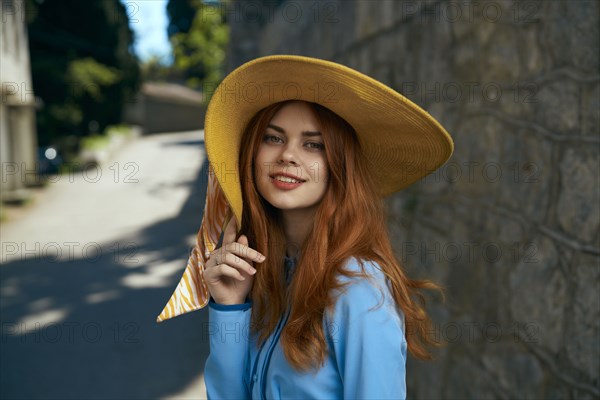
[[1, 131, 211, 399]]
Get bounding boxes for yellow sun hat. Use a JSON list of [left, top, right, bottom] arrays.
[[206, 54, 454, 229], [156, 55, 454, 323]]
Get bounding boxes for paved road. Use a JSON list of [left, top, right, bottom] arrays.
[[1, 131, 211, 399]]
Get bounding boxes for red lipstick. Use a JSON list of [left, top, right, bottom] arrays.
[[270, 175, 305, 190]]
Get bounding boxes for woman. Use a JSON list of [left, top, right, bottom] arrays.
[[156, 55, 454, 399]]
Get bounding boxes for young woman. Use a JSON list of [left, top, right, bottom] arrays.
[[156, 55, 454, 399]]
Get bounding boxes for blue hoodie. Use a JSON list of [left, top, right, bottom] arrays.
[[204, 256, 407, 399]]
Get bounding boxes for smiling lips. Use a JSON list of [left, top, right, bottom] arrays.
[[270, 173, 306, 189]]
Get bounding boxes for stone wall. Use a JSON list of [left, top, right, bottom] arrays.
[[225, 0, 599, 398], [0, 0, 38, 202]]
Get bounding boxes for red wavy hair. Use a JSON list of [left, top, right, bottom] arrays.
[[238, 100, 442, 372]]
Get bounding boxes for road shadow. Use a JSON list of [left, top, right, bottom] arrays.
[[1, 139, 214, 399]]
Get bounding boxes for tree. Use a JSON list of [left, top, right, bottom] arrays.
[[167, 0, 198, 38], [27, 0, 140, 146], [140, 56, 178, 83], [167, 0, 229, 92]]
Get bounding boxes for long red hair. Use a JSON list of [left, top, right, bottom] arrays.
[[238, 100, 442, 372]]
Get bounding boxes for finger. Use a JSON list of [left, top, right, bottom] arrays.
[[205, 248, 220, 268], [204, 264, 246, 281], [225, 237, 265, 263], [222, 213, 238, 246], [217, 252, 257, 275], [238, 234, 249, 248]]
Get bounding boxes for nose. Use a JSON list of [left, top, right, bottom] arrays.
[[278, 142, 299, 166]]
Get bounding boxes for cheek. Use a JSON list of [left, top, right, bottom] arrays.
[[254, 147, 269, 178], [319, 155, 329, 173], [320, 158, 329, 179], [313, 156, 329, 186]]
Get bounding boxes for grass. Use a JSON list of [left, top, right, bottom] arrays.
[[80, 124, 132, 152], [80, 134, 111, 151], [106, 124, 131, 138]]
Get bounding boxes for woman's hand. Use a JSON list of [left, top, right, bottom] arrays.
[[203, 216, 265, 305]]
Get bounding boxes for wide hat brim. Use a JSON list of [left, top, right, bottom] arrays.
[[205, 55, 454, 229]]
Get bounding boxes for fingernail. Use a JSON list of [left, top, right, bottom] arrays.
[[249, 268, 257, 274], [257, 254, 266, 261]]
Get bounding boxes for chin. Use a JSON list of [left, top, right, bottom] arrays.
[[260, 194, 315, 211], [257, 184, 325, 211], [267, 200, 311, 210]]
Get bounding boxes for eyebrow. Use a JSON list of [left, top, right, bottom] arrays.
[[267, 124, 322, 137]]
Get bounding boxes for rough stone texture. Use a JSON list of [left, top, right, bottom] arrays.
[[498, 129, 553, 223], [481, 342, 546, 399], [567, 253, 600, 382], [536, 77, 580, 134], [582, 83, 599, 137], [509, 236, 566, 353], [557, 147, 600, 243], [226, 0, 600, 397]]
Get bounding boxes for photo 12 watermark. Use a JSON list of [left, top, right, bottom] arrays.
[[391, 160, 542, 186], [416, 321, 541, 344], [1, 241, 139, 264], [202, 80, 341, 105], [1, 321, 140, 344], [1, 161, 140, 185], [111, 1, 139, 24], [194, 1, 539, 25], [400, 81, 539, 104], [1, 0, 36, 23], [196, 319, 540, 345], [199, 1, 340, 24], [207, 161, 324, 184], [1, 82, 37, 105], [395, 1, 540, 24], [401, 240, 540, 265]]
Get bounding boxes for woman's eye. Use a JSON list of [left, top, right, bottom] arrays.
[[264, 134, 282, 143], [307, 142, 325, 150]]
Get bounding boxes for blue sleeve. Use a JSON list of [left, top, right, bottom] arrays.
[[204, 298, 253, 400], [326, 263, 407, 399]]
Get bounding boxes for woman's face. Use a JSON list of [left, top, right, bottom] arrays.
[[254, 101, 329, 213]]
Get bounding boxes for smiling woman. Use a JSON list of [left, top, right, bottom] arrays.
[[157, 55, 454, 399], [252, 102, 330, 251]]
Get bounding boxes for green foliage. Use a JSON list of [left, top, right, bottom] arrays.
[[80, 134, 111, 151], [140, 55, 181, 82], [167, 0, 229, 93], [27, 0, 140, 147], [105, 124, 131, 137], [80, 124, 131, 151], [68, 58, 122, 101], [47, 103, 83, 128]]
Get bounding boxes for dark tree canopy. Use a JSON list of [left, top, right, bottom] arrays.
[[27, 0, 140, 146], [166, 0, 229, 91], [166, 0, 199, 38]]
